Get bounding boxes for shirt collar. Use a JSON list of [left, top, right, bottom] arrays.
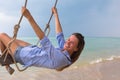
[[62, 50, 72, 62]]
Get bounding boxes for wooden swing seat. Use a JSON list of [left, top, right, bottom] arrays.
[[0, 53, 14, 66]]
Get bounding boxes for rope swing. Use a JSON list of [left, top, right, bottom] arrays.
[[44, 0, 58, 36], [1, 0, 28, 74], [37, 0, 58, 46], [0, 0, 58, 75]]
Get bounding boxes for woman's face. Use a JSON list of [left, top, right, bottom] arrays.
[[64, 35, 79, 55]]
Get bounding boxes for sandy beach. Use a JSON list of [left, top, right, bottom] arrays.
[[0, 58, 120, 80]]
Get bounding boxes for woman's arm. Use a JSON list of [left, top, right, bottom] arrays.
[[52, 7, 63, 34], [22, 7, 45, 40]]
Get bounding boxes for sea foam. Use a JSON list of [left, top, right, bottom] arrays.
[[90, 55, 120, 64]]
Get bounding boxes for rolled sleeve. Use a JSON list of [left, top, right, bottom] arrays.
[[56, 32, 65, 49], [40, 36, 50, 46]]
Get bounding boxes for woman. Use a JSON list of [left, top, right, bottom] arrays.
[[0, 7, 85, 71]]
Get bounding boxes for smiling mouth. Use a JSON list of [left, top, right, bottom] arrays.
[[65, 44, 70, 48]]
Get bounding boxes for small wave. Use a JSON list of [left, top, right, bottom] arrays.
[[89, 55, 120, 64], [90, 58, 103, 64]]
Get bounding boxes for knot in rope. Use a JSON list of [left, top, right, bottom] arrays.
[[13, 24, 20, 38]]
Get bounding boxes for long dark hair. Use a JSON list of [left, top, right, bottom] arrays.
[[56, 33, 85, 71]]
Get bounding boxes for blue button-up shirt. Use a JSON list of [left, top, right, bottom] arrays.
[[19, 32, 72, 69]]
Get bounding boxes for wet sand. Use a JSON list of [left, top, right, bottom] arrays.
[[0, 58, 120, 80]]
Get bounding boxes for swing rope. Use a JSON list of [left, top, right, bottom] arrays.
[[44, 0, 58, 36], [8, 0, 28, 72], [37, 0, 58, 46], [1, 0, 28, 72]]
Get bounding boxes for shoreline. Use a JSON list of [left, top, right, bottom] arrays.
[[0, 58, 120, 80]]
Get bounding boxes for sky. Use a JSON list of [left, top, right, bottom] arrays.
[[0, 0, 120, 37]]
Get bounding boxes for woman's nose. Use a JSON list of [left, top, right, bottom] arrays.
[[67, 40, 70, 44]]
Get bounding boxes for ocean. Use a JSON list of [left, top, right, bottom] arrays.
[[0, 37, 120, 80], [80, 37, 120, 65]]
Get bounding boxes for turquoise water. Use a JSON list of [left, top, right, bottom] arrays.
[[18, 37, 120, 66], [80, 37, 120, 65]]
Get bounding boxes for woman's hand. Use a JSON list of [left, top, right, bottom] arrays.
[[52, 7, 58, 16]]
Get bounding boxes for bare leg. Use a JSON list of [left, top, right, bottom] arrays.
[[0, 38, 6, 53], [0, 33, 30, 56], [0, 33, 30, 74]]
